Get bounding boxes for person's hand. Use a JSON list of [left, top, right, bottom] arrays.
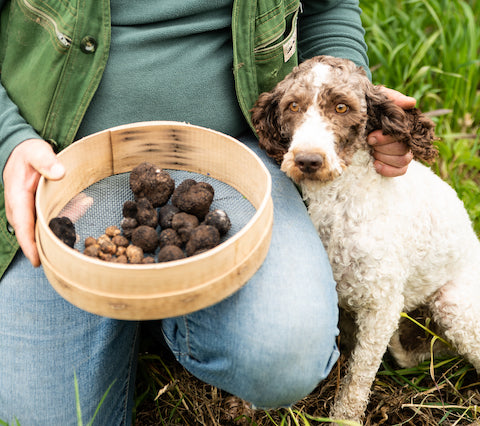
[[3, 138, 65, 267], [368, 87, 417, 177]]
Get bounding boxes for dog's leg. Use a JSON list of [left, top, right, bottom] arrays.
[[388, 307, 452, 369], [430, 277, 480, 372], [388, 329, 452, 368], [388, 330, 429, 368], [330, 304, 402, 424]]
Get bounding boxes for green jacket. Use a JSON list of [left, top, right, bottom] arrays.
[[0, 0, 368, 277]]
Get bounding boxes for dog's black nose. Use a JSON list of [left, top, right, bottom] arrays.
[[295, 152, 323, 174]]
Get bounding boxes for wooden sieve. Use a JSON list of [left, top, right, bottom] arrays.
[[35, 121, 273, 320]]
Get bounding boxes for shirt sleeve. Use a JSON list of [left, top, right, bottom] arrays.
[[298, 0, 371, 80], [0, 86, 42, 182]]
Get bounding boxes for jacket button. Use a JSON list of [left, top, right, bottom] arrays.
[[80, 36, 97, 54], [7, 223, 15, 235]]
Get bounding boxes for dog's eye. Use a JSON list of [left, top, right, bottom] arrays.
[[335, 103, 349, 114], [289, 102, 300, 112]]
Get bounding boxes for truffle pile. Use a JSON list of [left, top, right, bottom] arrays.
[[49, 162, 232, 264], [83, 225, 155, 264]]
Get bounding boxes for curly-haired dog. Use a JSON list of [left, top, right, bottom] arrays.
[[251, 55, 480, 424]]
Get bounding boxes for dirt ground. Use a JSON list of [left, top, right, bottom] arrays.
[[134, 346, 480, 426]]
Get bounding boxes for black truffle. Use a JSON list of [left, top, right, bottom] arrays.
[[157, 245, 186, 262], [185, 225, 220, 257], [122, 200, 138, 218], [171, 212, 199, 243], [135, 197, 158, 228], [49, 216, 76, 248], [158, 228, 182, 249], [203, 209, 231, 235], [120, 217, 138, 239], [171, 179, 214, 220], [129, 162, 175, 207], [131, 225, 159, 253], [158, 204, 180, 229]]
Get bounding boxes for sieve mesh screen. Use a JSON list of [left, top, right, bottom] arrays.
[[59, 170, 256, 257]]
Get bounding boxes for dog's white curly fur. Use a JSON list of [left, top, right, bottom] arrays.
[[251, 55, 480, 424], [305, 151, 480, 421]]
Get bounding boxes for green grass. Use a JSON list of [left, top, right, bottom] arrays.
[[135, 1, 480, 424]]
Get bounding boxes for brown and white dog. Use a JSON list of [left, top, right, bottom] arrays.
[[251, 55, 480, 424]]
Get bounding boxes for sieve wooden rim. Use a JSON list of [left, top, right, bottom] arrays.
[[35, 121, 273, 320]]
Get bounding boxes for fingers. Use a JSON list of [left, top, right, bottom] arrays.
[[7, 183, 41, 267], [371, 154, 414, 177], [368, 133, 408, 155], [369, 88, 416, 177], [371, 149, 413, 168], [378, 86, 417, 110], [26, 141, 65, 181], [3, 139, 65, 267], [368, 130, 414, 177]]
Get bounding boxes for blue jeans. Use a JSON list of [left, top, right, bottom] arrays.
[[0, 134, 339, 425]]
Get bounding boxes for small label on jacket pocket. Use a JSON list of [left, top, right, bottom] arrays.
[[283, 29, 297, 62]]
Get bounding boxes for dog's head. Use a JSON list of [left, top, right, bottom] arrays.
[[251, 55, 437, 184]]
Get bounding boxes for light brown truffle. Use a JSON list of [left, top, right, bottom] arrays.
[[97, 234, 117, 255], [84, 236, 97, 248], [98, 251, 113, 262], [112, 235, 129, 248], [113, 254, 128, 264], [84, 244, 100, 258], [126, 244, 144, 264], [116, 246, 127, 257], [105, 225, 121, 238]]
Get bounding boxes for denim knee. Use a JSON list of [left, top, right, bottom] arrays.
[[228, 316, 339, 409], [163, 293, 339, 409]]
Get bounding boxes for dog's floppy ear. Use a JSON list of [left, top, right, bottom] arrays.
[[251, 91, 289, 164], [365, 85, 438, 164], [402, 108, 438, 163]]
